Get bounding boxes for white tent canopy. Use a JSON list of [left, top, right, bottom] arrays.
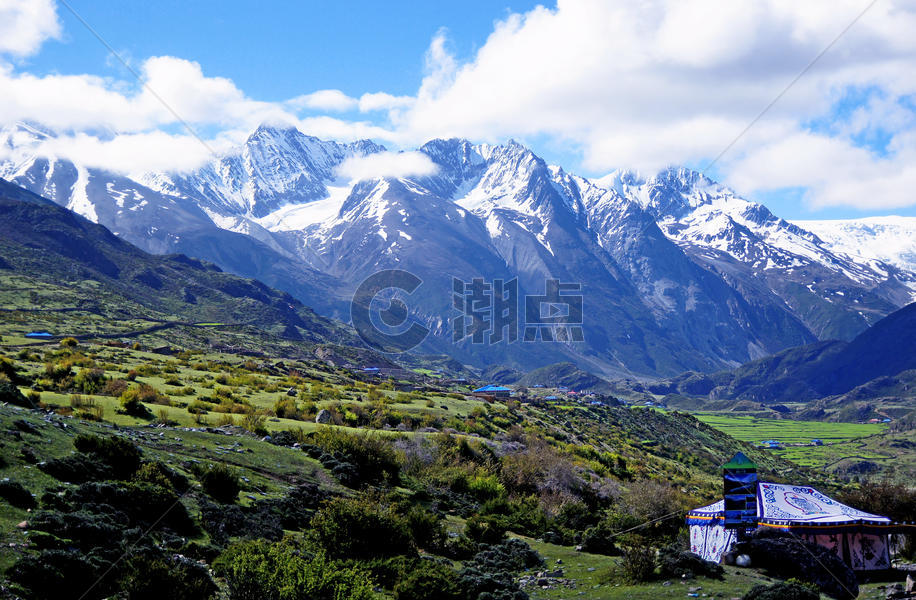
[[687, 481, 909, 571], [756, 482, 892, 526]]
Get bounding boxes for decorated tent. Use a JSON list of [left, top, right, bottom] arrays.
[[688, 464, 916, 571]]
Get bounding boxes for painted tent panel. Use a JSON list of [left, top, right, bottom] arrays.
[[848, 533, 891, 571], [801, 533, 844, 560], [757, 482, 891, 525], [689, 523, 737, 563]]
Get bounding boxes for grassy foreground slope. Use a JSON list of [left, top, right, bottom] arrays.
[[0, 330, 854, 600]]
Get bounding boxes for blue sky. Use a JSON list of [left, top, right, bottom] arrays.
[[26, 1, 540, 100], [3, 1, 916, 220]]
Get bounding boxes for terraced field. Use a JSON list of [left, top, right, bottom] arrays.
[[694, 414, 884, 445], [694, 413, 894, 472]]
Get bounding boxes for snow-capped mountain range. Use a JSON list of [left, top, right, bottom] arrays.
[[792, 217, 916, 277], [2, 121, 913, 377]]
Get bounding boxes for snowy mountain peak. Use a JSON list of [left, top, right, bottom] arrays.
[[794, 216, 916, 282], [139, 123, 387, 219], [0, 121, 54, 149]]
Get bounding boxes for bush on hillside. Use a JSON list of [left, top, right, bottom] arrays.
[[617, 534, 657, 583], [457, 538, 542, 600], [743, 580, 819, 600], [657, 544, 723, 579], [196, 463, 240, 504], [120, 552, 217, 600], [0, 379, 31, 408], [8, 549, 111, 600], [309, 495, 414, 560], [392, 560, 460, 600], [133, 461, 190, 493], [0, 356, 28, 384], [0, 479, 36, 509], [213, 539, 377, 600], [311, 428, 400, 486], [464, 514, 509, 545], [62, 481, 196, 534], [74, 434, 142, 480], [39, 452, 113, 483], [74, 368, 107, 394]]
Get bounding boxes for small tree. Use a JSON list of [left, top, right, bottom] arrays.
[[197, 463, 240, 504], [618, 534, 656, 583], [73, 434, 142, 479], [240, 410, 268, 436], [309, 496, 415, 559], [74, 368, 106, 394]]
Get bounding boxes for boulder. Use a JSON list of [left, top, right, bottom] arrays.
[[732, 530, 858, 600], [906, 574, 914, 595], [657, 546, 724, 580], [315, 409, 331, 424]]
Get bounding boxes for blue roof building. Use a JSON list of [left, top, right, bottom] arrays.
[[472, 384, 512, 397]]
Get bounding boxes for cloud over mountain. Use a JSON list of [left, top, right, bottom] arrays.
[[4, 0, 916, 212]]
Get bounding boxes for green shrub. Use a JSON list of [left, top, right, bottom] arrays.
[[0, 479, 36, 509], [658, 544, 724, 579], [133, 461, 189, 493], [196, 463, 240, 503], [240, 410, 268, 436], [8, 550, 109, 600], [479, 496, 550, 539], [464, 514, 508, 545], [120, 552, 217, 600], [618, 534, 657, 583], [393, 560, 460, 600], [52, 481, 196, 535], [0, 379, 31, 407], [120, 387, 151, 416], [273, 397, 300, 420], [581, 510, 642, 555], [467, 474, 505, 502], [213, 539, 378, 600], [310, 496, 414, 559], [188, 399, 210, 414], [39, 452, 113, 483], [74, 434, 142, 479], [312, 428, 401, 486], [457, 538, 542, 600], [743, 580, 819, 600], [74, 368, 107, 394], [401, 504, 447, 551], [0, 356, 16, 378]]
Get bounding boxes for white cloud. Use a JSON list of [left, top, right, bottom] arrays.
[[0, 56, 292, 132], [335, 151, 438, 182], [4, 0, 916, 212], [389, 0, 916, 210], [0, 0, 60, 57], [288, 89, 358, 112], [358, 92, 414, 113], [729, 130, 916, 210], [23, 131, 219, 174]]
